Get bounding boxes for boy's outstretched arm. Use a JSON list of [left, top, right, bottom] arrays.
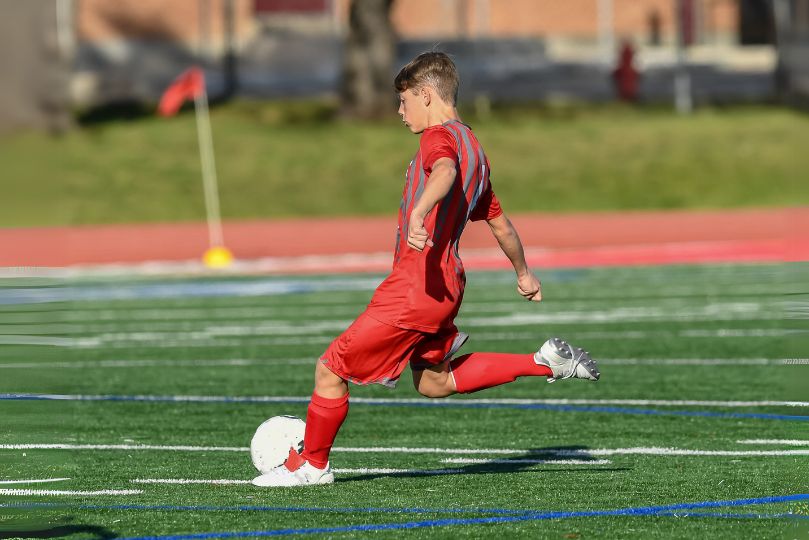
[[486, 213, 542, 302]]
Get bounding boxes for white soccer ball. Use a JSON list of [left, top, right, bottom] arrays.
[[250, 415, 306, 474]]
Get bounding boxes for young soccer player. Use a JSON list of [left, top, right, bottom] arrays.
[[252, 52, 600, 487]]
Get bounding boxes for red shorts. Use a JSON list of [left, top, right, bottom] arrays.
[[320, 311, 461, 388]]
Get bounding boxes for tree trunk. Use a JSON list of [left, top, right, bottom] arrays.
[[340, 0, 396, 120]]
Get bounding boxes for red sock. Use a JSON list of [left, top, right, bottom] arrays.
[[450, 353, 553, 394], [298, 391, 349, 470]]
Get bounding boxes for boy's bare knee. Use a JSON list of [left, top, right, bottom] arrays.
[[419, 385, 452, 398], [413, 370, 455, 398], [314, 361, 348, 398]]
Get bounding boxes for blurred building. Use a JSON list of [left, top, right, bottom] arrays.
[[76, 0, 742, 46], [774, 0, 809, 106], [0, 0, 73, 134], [68, 0, 779, 107], [0, 0, 791, 132], [394, 0, 738, 44]]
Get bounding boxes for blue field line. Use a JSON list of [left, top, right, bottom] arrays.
[[5, 503, 808, 522], [359, 400, 809, 422], [0, 278, 385, 305], [0, 270, 588, 305], [2, 393, 808, 422], [654, 511, 809, 520], [0, 502, 530, 516], [112, 494, 809, 539]]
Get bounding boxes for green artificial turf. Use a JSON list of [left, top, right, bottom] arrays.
[[1, 262, 808, 539], [1, 103, 808, 227]]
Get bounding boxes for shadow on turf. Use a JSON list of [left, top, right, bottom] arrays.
[[337, 446, 630, 483], [0, 525, 117, 539]]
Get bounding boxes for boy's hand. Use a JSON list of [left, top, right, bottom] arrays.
[[407, 213, 434, 252], [517, 272, 542, 302]]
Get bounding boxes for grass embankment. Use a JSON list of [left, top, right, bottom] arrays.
[[1, 102, 807, 228]]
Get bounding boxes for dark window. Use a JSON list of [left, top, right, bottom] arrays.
[[739, 0, 775, 44], [254, 0, 328, 13]]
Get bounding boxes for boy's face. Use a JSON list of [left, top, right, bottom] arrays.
[[397, 88, 428, 134]]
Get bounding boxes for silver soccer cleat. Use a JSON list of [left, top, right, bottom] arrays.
[[534, 337, 601, 383]]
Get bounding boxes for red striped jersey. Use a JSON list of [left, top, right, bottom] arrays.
[[366, 120, 503, 332]]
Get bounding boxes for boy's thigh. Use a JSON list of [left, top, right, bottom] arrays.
[[320, 312, 422, 387], [320, 313, 460, 388]]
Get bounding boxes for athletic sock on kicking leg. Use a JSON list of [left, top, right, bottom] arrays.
[[296, 391, 349, 470], [450, 353, 553, 394]]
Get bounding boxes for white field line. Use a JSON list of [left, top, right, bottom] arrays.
[[680, 329, 796, 338], [11, 327, 795, 342], [3, 395, 807, 408], [11, 270, 776, 305], [436, 303, 768, 326], [0, 478, 70, 485], [783, 359, 809, 365], [130, 469, 467, 482], [132, 478, 250, 485], [17, 297, 778, 325], [442, 458, 612, 465], [58, 305, 366, 323], [600, 358, 808, 366], [60, 336, 335, 349], [737, 439, 809, 446], [0, 358, 314, 370], [90, 303, 778, 336], [11, 254, 773, 280], [4, 443, 809, 457], [474, 329, 798, 341], [12, 301, 780, 349], [540, 448, 809, 457], [333, 447, 809, 457], [68, 320, 785, 337], [0, 444, 247, 452], [14, 297, 761, 323], [33, 254, 397, 280], [0, 336, 77, 347], [3, 329, 800, 349], [0, 488, 142, 496], [36, 276, 385, 302], [1, 357, 804, 370], [334, 468, 461, 475]]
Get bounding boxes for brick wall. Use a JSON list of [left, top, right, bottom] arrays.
[[77, 0, 254, 45], [77, 0, 738, 44], [390, 0, 738, 42]]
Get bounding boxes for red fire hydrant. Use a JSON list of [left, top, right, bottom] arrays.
[[612, 41, 640, 102]]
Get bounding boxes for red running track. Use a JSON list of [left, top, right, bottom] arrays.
[[1, 207, 807, 272]]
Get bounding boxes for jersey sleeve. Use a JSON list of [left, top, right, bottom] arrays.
[[469, 187, 504, 222], [420, 127, 458, 171]]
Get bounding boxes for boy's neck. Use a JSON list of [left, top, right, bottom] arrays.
[[426, 105, 460, 128]]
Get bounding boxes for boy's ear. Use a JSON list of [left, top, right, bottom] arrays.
[[420, 86, 431, 107]]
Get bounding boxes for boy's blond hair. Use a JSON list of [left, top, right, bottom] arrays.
[[394, 52, 459, 106]]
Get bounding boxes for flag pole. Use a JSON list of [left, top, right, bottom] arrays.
[[193, 80, 233, 268]]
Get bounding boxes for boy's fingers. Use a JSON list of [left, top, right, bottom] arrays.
[[407, 234, 432, 252], [518, 287, 541, 301], [407, 222, 432, 250], [407, 236, 424, 251]]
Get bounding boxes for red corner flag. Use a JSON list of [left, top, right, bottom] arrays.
[[158, 67, 205, 117]]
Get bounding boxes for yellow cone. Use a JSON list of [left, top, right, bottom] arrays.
[[203, 246, 234, 269]]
